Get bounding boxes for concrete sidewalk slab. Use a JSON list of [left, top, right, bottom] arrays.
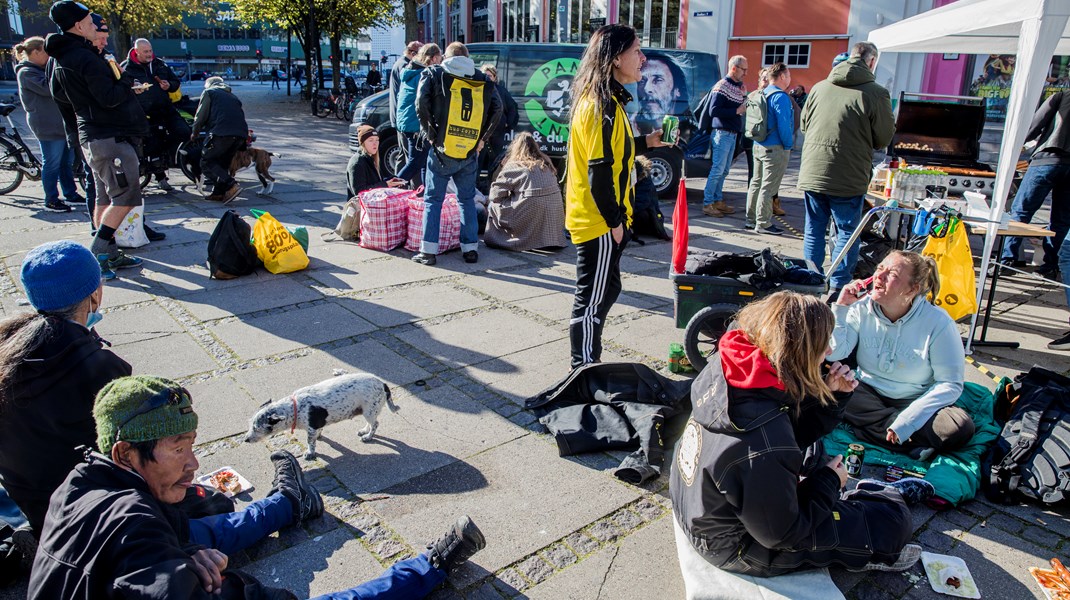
[[396, 309, 564, 369], [211, 302, 377, 360], [115, 332, 220, 379]]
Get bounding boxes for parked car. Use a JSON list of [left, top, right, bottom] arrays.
[[348, 42, 720, 195]]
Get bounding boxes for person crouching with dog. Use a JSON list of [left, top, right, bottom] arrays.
[[29, 374, 487, 600], [671, 292, 935, 590], [191, 76, 248, 204], [410, 42, 502, 266]]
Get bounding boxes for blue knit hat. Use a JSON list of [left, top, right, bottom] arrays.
[[20, 241, 101, 312]]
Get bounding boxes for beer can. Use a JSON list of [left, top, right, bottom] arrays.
[[661, 115, 680, 144], [845, 443, 865, 478], [668, 343, 685, 373]]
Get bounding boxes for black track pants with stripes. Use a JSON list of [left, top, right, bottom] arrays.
[[570, 230, 629, 369]]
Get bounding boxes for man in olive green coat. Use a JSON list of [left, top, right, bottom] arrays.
[[798, 41, 895, 298]]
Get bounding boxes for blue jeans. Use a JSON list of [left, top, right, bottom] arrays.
[[310, 554, 446, 600], [1060, 238, 1070, 310], [702, 129, 737, 206], [396, 131, 428, 186], [422, 150, 479, 254], [39, 139, 77, 204], [803, 191, 865, 289], [1001, 163, 1070, 269], [187, 493, 293, 555]]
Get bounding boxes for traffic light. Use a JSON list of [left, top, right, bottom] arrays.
[[255, 49, 262, 58], [380, 55, 388, 66], [329, 54, 334, 62]]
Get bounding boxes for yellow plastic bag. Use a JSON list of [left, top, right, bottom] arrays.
[[252, 211, 309, 274], [921, 222, 977, 321]]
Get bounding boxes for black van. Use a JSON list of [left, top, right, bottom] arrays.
[[350, 43, 720, 197]]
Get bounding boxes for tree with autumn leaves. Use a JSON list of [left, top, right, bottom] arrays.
[[230, 0, 396, 94]]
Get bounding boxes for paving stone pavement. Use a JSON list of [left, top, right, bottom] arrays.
[[1, 81, 1068, 599]]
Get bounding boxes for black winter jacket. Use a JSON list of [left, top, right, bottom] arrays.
[[0, 318, 130, 534], [192, 81, 248, 139], [346, 152, 386, 197], [487, 81, 518, 144], [29, 454, 294, 600], [44, 32, 149, 143], [120, 50, 182, 116], [670, 351, 850, 563], [1028, 91, 1070, 166], [416, 60, 503, 161]]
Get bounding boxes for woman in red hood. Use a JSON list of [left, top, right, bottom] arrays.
[[670, 291, 933, 588]]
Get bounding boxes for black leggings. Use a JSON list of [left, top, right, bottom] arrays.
[[569, 230, 628, 369]]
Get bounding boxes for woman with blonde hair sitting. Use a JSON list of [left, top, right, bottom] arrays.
[[484, 132, 568, 251]]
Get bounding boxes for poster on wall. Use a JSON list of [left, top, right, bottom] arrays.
[[971, 54, 1070, 122]]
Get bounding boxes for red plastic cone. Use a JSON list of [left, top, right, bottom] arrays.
[[671, 177, 689, 275]]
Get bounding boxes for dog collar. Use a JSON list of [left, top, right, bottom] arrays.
[[290, 394, 298, 434]]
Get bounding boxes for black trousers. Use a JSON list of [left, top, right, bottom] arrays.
[[201, 135, 244, 195], [844, 382, 975, 453], [154, 109, 191, 178], [570, 230, 628, 369]]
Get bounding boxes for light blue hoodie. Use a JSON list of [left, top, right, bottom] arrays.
[[829, 295, 965, 444]]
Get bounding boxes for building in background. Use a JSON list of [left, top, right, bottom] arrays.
[[0, 0, 55, 80]]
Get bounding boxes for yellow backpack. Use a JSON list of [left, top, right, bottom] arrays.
[[440, 76, 486, 160]]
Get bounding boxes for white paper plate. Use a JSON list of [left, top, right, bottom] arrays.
[[196, 466, 253, 498], [921, 551, 980, 598]]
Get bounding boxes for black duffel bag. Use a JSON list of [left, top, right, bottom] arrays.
[[982, 366, 1070, 506]]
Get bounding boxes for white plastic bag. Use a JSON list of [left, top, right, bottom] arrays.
[[115, 201, 149, 248]]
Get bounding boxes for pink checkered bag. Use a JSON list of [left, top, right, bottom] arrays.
[[405, 193, 461, 253], [358, 187, 419, 251]]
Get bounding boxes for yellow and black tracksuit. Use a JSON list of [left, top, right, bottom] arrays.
[[566, 80, 648, 369]]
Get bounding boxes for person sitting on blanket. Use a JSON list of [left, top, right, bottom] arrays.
[[831, 251, 972, 461], [671, 291, 933, 579]]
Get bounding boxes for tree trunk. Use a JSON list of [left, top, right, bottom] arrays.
[[111, 15, 133, 59], [403, 0, 419, 43], [329, 34, 341, 91]]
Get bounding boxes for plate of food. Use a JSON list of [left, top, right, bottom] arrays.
[[196, 467, 252, 498], [1030, 558, 1070, 600], [921, 552, 980, 598]]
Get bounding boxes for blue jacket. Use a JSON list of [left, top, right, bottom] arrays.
[[704, 76, 746, 133], [395, 61, 425, 134], [756, 85, 795, 150]]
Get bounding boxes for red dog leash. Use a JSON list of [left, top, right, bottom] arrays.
[[290, 395, 298, 434]]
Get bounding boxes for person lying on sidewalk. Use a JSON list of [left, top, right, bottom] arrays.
[[671, 291, 931, 584], [28, 375, 486, 600], [831, 251, 973, 462]]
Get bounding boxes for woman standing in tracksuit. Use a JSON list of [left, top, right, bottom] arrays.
[[565, 24, 669, 370]]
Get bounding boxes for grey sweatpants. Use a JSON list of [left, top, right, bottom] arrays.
[[82, 137, 142, 208], [844, 382, 975, 453]]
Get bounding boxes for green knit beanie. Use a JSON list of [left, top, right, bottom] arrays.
[[94, 376, 198, 454]]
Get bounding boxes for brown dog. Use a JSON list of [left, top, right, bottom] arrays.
[[193, 145, 278, 196]]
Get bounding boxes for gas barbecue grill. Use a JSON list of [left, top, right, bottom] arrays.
[[890, 93, 996, 197]]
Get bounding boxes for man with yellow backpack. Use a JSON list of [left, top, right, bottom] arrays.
[[411, 42, 502, 266]]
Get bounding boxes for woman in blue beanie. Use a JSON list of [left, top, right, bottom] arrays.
[[0, 240, 130, 537]]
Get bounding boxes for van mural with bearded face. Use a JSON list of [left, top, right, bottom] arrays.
[[349, 43, 719, 196]]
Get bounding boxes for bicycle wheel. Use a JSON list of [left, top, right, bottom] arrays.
[[0, 137, 26, 195], [313, 94, 332, 118]]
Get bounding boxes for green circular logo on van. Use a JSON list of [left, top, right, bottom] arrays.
[[523, 57, 580, 143]]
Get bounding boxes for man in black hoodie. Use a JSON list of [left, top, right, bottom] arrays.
[[45, 0, 148, 280], [121, 38, 188, 192]]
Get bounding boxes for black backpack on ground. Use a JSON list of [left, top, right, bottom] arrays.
[[982, 367, 1070, 505], [207, 210, 261, 279]]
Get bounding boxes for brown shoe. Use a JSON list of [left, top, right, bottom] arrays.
[[772, 197, 786, 216], [206, 193, 224, 202], [714, 201, 736, 214], [222, 184, 242, 204], [702, 204, 724, 217]]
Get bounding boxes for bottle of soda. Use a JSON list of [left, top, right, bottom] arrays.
[[668, 343, 684, 373]]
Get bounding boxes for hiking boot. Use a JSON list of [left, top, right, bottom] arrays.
[[411, 252, 437, 266], [755, 224, 784, 236], [267, 450, 323, 523], [1048, 331, 1070, 351], [427, 515, 486, 571], [44, 200, 73, 212], [222, 184, 242, 204], [144, 225, 166, 242], [463, 250, 478, 264], [713, 201, 735, 214], [105, 249, 143, 270], [157, 178, 174, 192], [772, 196, 786, 216], [849, 544, 923, 572], [857, 477, 935, 506], [701, 204, 724, 218]]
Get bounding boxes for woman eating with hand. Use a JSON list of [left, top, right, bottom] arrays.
[[671, 291, 930, 583], [830, 250, 972, 461]]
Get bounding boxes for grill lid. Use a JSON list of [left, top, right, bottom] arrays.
[[891, 94, 986, 168]]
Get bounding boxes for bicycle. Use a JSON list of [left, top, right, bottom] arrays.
[[312, 87, 341, 118], [0, 103, 43, 195]]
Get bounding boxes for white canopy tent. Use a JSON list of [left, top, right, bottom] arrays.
[[868, 0, 1070, 353]]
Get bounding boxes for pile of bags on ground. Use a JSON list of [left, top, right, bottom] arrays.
[[332, 187, 466, 254], [207, 209, 309, 278]]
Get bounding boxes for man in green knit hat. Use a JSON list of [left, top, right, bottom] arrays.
[[28, 375, 486, 599]]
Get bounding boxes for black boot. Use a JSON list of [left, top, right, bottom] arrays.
[[267, 450, 323, 522], [427, 515, 485, 571]]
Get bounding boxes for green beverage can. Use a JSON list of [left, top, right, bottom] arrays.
[[669, 342, 685, 373], [661, 115, 680, 145], [845, 443, 865, 478]]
